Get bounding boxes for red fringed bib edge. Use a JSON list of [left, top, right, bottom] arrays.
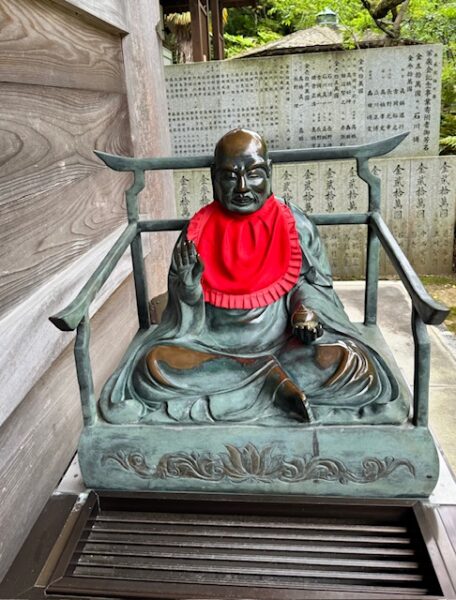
[[187, 196, 302, 309]]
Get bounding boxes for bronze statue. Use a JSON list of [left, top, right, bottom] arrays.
[[100, 129, 407, 426]]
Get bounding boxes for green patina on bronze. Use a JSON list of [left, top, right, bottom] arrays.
[[50, 130, 448, 497]]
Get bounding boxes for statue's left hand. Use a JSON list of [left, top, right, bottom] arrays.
[[174, 237, 204, 288], [291, 304, 323, 344]]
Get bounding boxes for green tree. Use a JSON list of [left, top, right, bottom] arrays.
[[226, 0, 455, 49], [224, 0, 455, 152]]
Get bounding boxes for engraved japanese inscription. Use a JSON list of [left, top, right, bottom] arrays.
[[165, 45, 441, 157]]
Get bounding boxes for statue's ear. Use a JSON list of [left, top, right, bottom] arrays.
[[267, 159, 273, 183]]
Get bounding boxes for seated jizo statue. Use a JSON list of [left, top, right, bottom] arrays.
[[100, 129, 407, 426]]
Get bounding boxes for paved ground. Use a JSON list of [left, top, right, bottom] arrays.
[[59, 281, 456, 502]]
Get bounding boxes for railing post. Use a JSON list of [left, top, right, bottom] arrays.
[[126, 169, 151, 330], [357, 157, 382, 326], [74, 314, 96, 426], [412, 307, 431, 427], [364, 228, 380, 326]]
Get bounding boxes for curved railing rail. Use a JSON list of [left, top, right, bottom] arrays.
[[94, 132, 408, 172]]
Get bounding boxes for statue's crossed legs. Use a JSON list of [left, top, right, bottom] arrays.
[[139, 336, 381, 424]]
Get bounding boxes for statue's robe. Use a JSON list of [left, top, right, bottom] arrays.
[[99, 200, 409, 426]]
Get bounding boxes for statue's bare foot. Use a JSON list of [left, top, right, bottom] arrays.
[[266, 365, 313, 422], [275, 378, 313, 422]]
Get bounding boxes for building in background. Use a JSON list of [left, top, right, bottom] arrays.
[[160, 0, 257, 62]]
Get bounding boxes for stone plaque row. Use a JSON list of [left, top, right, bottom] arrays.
[[165, 44, 442, 158], [172, 155, 455, 278]]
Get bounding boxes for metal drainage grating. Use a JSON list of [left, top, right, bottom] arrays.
[[46, 493, 443, 599]]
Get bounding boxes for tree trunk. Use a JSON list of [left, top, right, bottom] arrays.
[[370, 0, 408, 19]]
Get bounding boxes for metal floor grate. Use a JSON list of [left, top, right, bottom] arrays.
[[46, 493, 443, 599]]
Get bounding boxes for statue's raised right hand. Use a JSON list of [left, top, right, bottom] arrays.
[[174, 237, 204, 287]]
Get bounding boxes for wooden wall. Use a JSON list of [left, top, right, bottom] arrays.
[[0, 0, 133, 316], [0, 0, 174, 580]]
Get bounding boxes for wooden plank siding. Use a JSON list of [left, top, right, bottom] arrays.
[[0, 85, 132, 316], [0, 226, 141, 425], [0, 0, 126, 92], [0, 0, 132, 317], [0, 275, 140, 581], [0, 0, 175, 581]]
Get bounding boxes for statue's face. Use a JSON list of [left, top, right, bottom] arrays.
[[212, 132, 272, 214]]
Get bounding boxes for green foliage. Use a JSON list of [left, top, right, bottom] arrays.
[[224, 7, 259, 38], [225, 30, 281, 58], [440, 135, 456, 153], [257, 28, 283, 45], [441, 62, 456, 110], [224, 32, 258, 58], [225, 0, 456, 52], [267, 0, 363, 31], [403, 1, 456, 47], [440, 49, 456, 153]]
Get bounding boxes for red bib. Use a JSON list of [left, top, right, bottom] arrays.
[[187, 195, 302, 309]]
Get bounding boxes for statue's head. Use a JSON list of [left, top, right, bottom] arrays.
[[211, 128, 272, 214]]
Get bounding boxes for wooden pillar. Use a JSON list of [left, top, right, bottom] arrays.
[[190, 0, 210, 61], [202, 1, 211, 59], [210, 0, 224, 60]]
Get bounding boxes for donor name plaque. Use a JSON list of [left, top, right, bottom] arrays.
[[165, 44, 442, 157]]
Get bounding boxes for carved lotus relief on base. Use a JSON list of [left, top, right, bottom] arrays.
[[102, 434, 415, 485]]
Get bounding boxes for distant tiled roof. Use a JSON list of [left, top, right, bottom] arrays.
[[236, 26, 343, 58], [235, 25, 417, 59]]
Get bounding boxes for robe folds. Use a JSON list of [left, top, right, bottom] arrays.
[[99, 200, 409, 426]]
